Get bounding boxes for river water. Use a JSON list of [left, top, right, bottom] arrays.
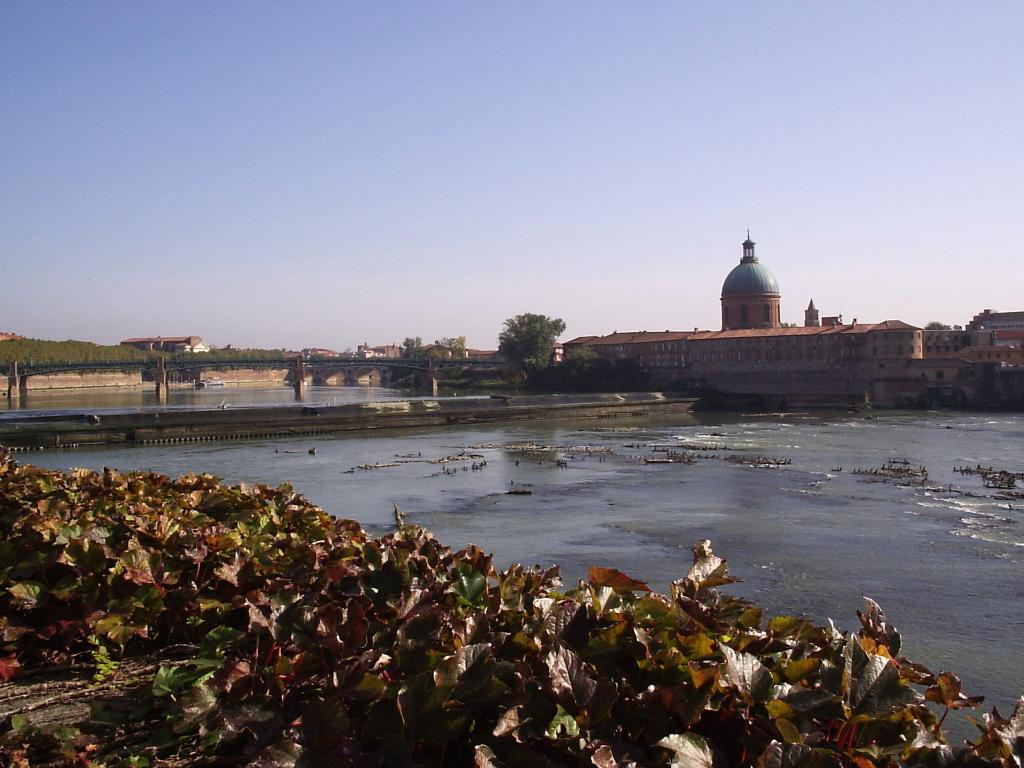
[[10, 386, 1024, 735]]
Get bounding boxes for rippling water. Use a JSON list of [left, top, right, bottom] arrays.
[[17, 399, 1024, 736]]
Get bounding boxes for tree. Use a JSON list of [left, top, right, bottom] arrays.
[[498, 313, 566, 380], [430, 336, 466, 360], [924, 321, 949, 330], [401, 337, 424, 358]]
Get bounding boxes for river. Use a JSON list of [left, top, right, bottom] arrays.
[[10, 386, 1024, 736]]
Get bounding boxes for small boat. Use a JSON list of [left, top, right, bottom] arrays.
[[197, 377, 225, 389]]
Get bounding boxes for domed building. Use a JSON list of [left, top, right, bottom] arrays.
[[721, 234, 781, 330]]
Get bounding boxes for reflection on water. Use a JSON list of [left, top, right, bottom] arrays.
[[18, 408, 1024, 736]]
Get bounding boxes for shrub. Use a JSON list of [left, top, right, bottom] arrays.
[[0, 451, 1020, 767]]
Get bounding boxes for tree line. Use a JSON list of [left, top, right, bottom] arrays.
[[0, 339, 288, 366]]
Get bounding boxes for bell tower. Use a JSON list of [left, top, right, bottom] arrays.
[[804, 299, 820, 327]]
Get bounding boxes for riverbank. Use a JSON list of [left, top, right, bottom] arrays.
[[0, 392, 696, 449]]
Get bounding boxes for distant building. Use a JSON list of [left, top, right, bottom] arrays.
[[356, 343, 402, 359], [466, 348, 502, 362], [922, 328, 970, 358], [992, 329, 1024, 348], [121, 336, 210, 353], [967, 309, 1024, 332], [564, 234, 1024, 406], [563, 235, 950, 407], [302, 347, 343, 358], [0, 331, 22, 342], [959, 345, 1024, 365]]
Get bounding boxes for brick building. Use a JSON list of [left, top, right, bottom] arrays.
[[561, 235, 1003, 407], [121, 336, 210, 353]]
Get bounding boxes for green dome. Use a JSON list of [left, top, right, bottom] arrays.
[[721, 238, 779, 296]]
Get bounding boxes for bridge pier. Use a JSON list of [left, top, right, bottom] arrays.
[[426, 362, 439, 397], [293, 357, 306, 400], [7, 362, 19, 400], [155, 357, 169, 403]]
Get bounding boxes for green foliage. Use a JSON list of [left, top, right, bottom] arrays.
[[498, 312, 566, 380], [0, 337, 287, 365], [925, 321, 949, 330], [429, 336, 466, 360], [183, 346, 287, 361], [401, 336, 425, 359], [0, 338, 149, 365], [0, 449, 1018, 767], [89, 634, 119, 684], [534, 348, 651, 391]]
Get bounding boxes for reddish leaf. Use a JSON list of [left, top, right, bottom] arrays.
[[0, 654, 20, 681], [588, 566, 650, 593]]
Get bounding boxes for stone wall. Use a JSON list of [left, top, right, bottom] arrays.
[[24, 372, 143, 391], [206, 368, 289, 386]]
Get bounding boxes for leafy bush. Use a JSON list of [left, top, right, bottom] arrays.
[[0, 338, 289, 366], [0, 450, 1021, 767]]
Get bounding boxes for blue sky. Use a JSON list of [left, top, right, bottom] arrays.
[[2, 2, 1022, 350]]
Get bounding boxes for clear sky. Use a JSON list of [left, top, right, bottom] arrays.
[[2, 2, 1022, 350]]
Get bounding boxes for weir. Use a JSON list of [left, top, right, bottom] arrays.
[[0, 393, 696, 448]]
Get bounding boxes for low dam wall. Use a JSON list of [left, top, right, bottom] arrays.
[[0, 393, 696, 449]]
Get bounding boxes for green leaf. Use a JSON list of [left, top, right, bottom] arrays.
[[8, 580, 46, 608], [782, 658, 820, 683], [545, 704, 579, 739], [153, 664, 205, 698], [767, 615, 813, 639], [61, 538, 108, 573], [656, 733, 713, 768], [452, 564, 486, 606], [200, 625, 245, 659], [843, 638, 921, 715], [774, 717, 804, 744]]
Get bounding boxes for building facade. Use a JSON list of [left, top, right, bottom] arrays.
[[563, 236, 1019, 407], [121, 336, 210, 353]]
